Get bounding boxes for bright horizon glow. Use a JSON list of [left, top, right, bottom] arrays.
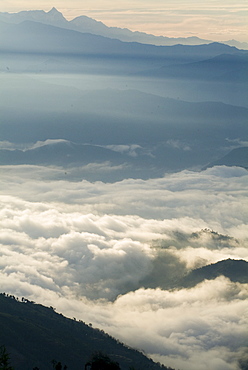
[[0, 0, 248, 42]]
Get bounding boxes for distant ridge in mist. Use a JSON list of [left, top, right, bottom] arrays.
[[1, 7, 247, 49], [179, 259, 248, 288], [204, 147, 248, 170], [0, 17, 242, 58], [146, 53, 248, 82], [1, 88, 247, 180]]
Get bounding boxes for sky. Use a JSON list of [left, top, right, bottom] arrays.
[[1, 0, 248, 42]]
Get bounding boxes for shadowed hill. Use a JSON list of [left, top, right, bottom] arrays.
[[179, 259, 248, 288], [0, 293, 174, 370], [204, 147, 248, 170]]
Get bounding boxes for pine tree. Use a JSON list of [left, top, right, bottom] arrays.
[[0, 346, 14, 370]]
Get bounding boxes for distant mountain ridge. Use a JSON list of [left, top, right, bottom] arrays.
[[1, 90, 247, 180], [1, 7, 247, 49], [1, 11, 247, 84], [178, 259, 248, 288], [1, 9, 247, 178], [204, 147, 248, 170], [0, 18, 242, 58], [146, 53, 248, 82]]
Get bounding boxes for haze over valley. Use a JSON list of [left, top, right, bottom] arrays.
[[0, 7, 248, 370]]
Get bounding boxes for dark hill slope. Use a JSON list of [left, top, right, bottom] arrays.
[[0, 293, 172, 370], [180, 259, 248, 288], [204, 147, 248, 170]]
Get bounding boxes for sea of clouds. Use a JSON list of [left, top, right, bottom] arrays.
[[0, 164, 248, 370]]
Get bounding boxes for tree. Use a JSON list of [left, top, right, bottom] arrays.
[[85, 352, 120, 370], [51, 360, 67, 370], [55, 362, 62, 370], [0, 346, 14, 370]]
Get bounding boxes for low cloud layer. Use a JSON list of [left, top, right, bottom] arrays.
[[0, 165, 247, 369]]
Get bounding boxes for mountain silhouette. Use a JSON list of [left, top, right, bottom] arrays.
[[204, 147, 248, 169], [0, 293, 173, 370], [0, 17, 244, 59], [1, 8, 247, 49], [179, 259, 248, 288]]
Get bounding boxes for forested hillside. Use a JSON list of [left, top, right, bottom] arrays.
[[0, 293, 173, 370]]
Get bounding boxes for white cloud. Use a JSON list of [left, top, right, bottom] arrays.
[[166, 139, 191, 151], [30, 139, 70, 150], [225, 138, 248, 148], [0, 164, 247, 369], [104, 144, 142, 157]]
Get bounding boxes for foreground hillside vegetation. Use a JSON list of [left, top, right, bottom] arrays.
[[0, 293, 174, 370]]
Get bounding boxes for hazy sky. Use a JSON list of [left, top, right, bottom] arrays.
[[1, 0, 248, 41]]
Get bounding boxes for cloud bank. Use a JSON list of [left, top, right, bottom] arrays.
[[0, 165, 247, 369]]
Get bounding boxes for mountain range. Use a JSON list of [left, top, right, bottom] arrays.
[[1, 7, 247, 49], [1, 88, 247, 180], [0, 7, 247, 177], [0, 17, 244, 58], [1, 9, 247, 85]]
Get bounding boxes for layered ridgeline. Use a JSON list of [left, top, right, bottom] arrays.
[[1, 87, 247, 180], [1, 8, 247, 179], [0, 8, 247, 74], [1, 7, 248, 48]]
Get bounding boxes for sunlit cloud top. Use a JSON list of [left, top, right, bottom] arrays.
[[1, 0, 248, 41]]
